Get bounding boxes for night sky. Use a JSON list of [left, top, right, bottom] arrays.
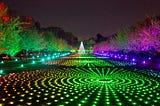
[[1, 0, 160, 39]]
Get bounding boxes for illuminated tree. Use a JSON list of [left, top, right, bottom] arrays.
[[42, 30, 71, 51], [85, 38, 95, 52], [128, 18, 160, 52], [116, 30, 129, 51], [20, 29, 46, 54], [57, 38, 71, 51], [42, 31, 58, 51], [0, 31, 6, 54], [0, 17, 22, 56], [0, 2, 8, 18], [93, 41, 111, 53]]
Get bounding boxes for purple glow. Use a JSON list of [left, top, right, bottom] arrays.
[[132, 58, 135, 62], [142, 61, 146, 64]]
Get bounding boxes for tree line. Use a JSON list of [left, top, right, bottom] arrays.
[[93, 16, 160, 55], [0, 17, 77, 57]]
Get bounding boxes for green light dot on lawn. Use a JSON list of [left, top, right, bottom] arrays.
[[20, 64, 24, 68], [132, 102, 137, 105], [70, 99, 74, 101], [118, 102, 122, 105], [139, 98, 143, 101], [81, 100, 86, 103], [106, 98, 109, 101], [116, 99, 120, 102], [65, 101, 69, 104], [95, 98, 99, 101], [128, 99, 132, 102], [157, 97, 160, 99], [32, 61, 35, 64], [84, 97, 88, 100], [154, 100, 158, 103], [144, 101, 149, 104], [147, 97, 151, 100], [74, 96, 78, 99], [1, 61, 4, 64], [66, 94, 69, 97]]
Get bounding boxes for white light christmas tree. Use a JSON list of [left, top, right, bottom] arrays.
[[78, 41, 85, 54]]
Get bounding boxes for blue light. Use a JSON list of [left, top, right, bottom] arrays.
[[1, 61, 4, 64], [15, 59, 18, 61], [41, 58, 45, 62], [0, 69, 3, 74], [47, 57, 51, 60]]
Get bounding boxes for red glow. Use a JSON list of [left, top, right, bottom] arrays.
[[2, 16, 10, 22], [0, 2, 8, 17]]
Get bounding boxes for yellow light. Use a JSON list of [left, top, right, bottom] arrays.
[[51, 95, 55, 98], [0, 103, 3, 106], [27, 102, 32, 105], [2, 98, 6, 101], [9, 101, 14, 104]]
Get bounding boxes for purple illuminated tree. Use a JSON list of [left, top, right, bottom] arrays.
[[128, 17, 160, 52]]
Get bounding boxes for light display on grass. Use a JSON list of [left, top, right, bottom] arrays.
[[0, 54, 159, 106], [20, 64, 24, 68]]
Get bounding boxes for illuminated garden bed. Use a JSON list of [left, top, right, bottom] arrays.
[[0, 54, 159, 106]]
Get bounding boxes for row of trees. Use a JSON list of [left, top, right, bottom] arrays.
[[0, 2, 78, 58], [0, 17, 72, 57], [93, 16, 160, 54]]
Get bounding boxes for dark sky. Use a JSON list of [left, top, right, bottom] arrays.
[[1, 0, 160, 39]]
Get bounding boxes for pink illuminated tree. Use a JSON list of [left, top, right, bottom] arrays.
[[128, 18, 160, 52]]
